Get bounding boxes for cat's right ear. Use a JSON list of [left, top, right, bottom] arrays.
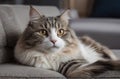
[[29, 5, 42, 21]]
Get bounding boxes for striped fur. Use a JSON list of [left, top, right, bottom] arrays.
[[58, 59, 120, 78], [58, 59, 86, 76]]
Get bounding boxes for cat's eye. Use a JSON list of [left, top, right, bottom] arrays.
[[40, 29, 47, 35], [57, 29, 65, 36], [36, 29, 47, 36]]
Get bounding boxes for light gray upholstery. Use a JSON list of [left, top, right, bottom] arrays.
[[0, 6, 16, 63], [70, 19, 120, 49], [97, 71, 120, 78], [0, 64, 66, 79], [0, 6, 21, 47], [0, 18, 6, 47]]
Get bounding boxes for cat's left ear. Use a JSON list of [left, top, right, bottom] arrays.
[[29, 5, 42, 21], [60, 10, 70, 25]]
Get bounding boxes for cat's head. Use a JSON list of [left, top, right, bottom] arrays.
[[24, 6, 75, 53]]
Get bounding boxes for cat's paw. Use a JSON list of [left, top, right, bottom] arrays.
[[67, 70, 93, 79], [34, 62, 42, 67]]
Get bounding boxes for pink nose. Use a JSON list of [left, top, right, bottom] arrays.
[[50, 40, 57, 44]]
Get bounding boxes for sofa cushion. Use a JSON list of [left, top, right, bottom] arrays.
[[0, 64, 66, 79], [70, 18, 120, 49], [0, 5, 60, 47], [1, 5, 60, 32], [0, 13, 6, 47], [112, 49, 120, 59], [0, 6, 21, 48], [0, 47, 15, 64], [0, 48, 6, 63], [97, 71, 120, 78]]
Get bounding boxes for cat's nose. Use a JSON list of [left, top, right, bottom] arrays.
[[50, 39, 57, 44]]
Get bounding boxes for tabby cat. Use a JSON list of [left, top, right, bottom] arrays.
[[14, 6, 120, 78]]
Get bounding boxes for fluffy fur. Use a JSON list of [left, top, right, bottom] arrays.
[[14, 6, 120, 78]]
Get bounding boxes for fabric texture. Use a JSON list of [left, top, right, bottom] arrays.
[[0, 64, 66, 79], [0, 6, 19, 63], [70, 18, 120, 49], [0, 48, 7, 63], [0, 6, 21, 48], [0, 17, 6, 47]]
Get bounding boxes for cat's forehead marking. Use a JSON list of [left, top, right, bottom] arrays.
[[47, 17, 54, 20], [47, 17, 58, 28]]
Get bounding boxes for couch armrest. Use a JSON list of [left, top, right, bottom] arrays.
[[70, 18, 120, 49]]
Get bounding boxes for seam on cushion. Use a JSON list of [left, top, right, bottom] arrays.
[[0, 6, 21, 48], [0, 13, 7, 48], [0, 76, 120, 78], [0, 7, 9, 47], [0, 22, 7, 48], [0, 76, 65, 78]]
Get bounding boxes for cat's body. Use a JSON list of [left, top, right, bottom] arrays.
[[15, 6, 120, 77], [15, 34, 117, 70], [15, 24, 83, 70]]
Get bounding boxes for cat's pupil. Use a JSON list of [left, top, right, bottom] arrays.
[[59, 29, 64, 34]]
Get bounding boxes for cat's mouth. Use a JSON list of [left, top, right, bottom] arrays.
[[52, 45, 59, 48]]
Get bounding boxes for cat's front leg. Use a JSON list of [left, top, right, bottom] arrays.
[[33, 56, 43, 67], [33, 56, 53, 70]]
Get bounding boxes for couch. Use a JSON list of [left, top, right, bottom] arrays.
[[0, 5, 120, 79]]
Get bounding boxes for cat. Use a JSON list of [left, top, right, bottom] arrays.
[[14, 6, 120, 78]]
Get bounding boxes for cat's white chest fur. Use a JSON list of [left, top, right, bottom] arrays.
[[34, 53, 61, 70], [33, 50, 82, 70], [79, 42, 104, 63], [34, 42, 104, 70]]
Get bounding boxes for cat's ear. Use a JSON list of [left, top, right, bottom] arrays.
[[29, 5, 42, 21], [60, 10, 70, 25]]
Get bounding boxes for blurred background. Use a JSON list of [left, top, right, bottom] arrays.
[[1, 0, 120, 18], [0, 0, 120, 18]]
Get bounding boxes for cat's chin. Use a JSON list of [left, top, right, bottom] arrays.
[[47, 46, 62, 53]]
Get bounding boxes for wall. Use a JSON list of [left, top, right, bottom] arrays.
[[61, 0, 94, 17], [24, 0, 60, 8]]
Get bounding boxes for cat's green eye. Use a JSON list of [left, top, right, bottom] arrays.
[[39, 29, 47, 35], [57, 29, 65, 36]]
